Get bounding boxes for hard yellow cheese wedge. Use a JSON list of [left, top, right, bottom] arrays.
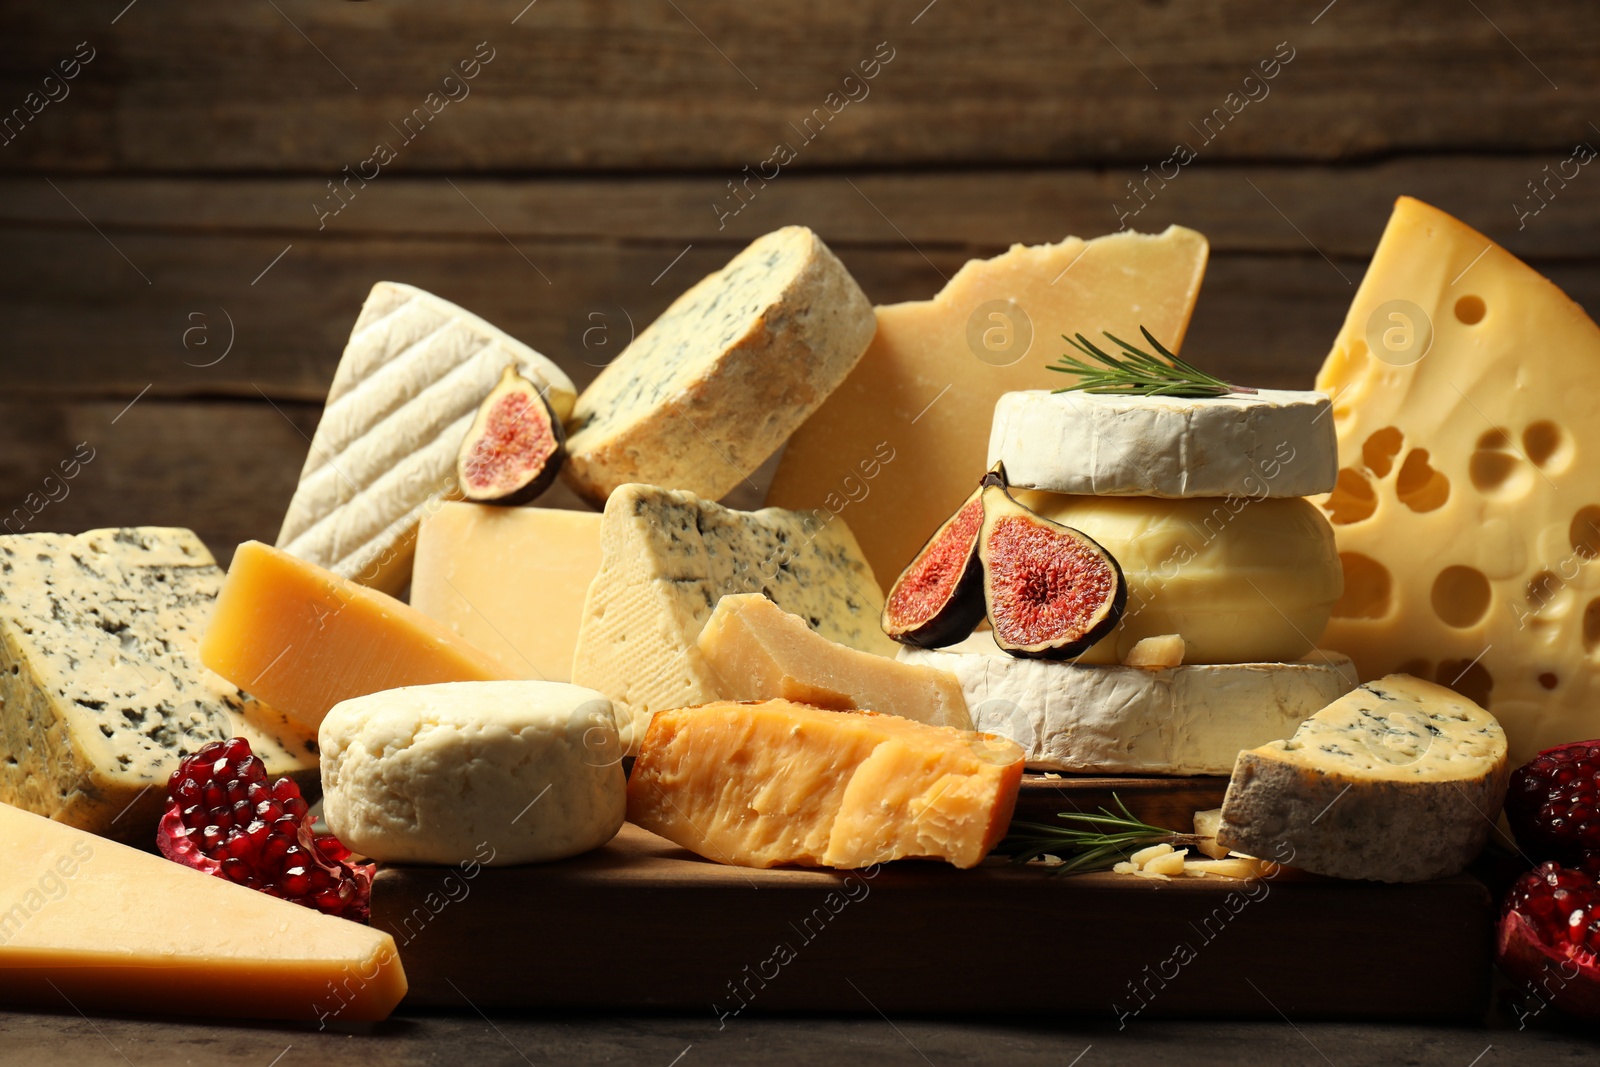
[[0, 802, 406, 1021]]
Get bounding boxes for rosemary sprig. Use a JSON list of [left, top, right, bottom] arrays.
[[1048, 326, 1253, 398], [995, 794, 1206, 875]]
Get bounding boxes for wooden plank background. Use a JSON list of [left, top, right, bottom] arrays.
[[2, 0, 1597, 564]]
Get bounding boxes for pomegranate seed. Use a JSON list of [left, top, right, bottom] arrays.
[[1507, 740, 1600, 866]]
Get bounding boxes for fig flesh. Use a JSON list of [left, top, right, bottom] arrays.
[[457, 364, 565, 505], [978, 470, 1126, 659], [881, 482, 987, 647]]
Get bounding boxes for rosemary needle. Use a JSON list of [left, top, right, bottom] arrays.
[[1048, 326, 1254, 398], [994, 794, 1205, 875]]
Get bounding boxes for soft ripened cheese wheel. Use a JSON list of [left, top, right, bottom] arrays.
[[278, 281, 576, 595], [1217, 673, 1509, 883], [1315, 197, 1600, 763], [1011, 493, 1342, 664], [627, 700, 1023, 869], [989, 388, 1336, 498], [697, 593, 971, 729], [0, 801, 406, 1021], [561, 226, 875, 507], [571, 484, 894, 752], [0, 528, 316, 841], [767, 226, 1208, 583], [201, 541, 513, 729], [899, 639, 1357, 774], [410, 503, 602, 683], [320, 681, 624, 865]]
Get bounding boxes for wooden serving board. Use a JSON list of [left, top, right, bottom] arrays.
[[373, 821, 1493, 1021]]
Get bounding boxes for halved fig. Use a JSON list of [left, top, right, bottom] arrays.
[[978, 469, 1126, 659], [456, 364, 565, 505], [881, 479, 988, 647]]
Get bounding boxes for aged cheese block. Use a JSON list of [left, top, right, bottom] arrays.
[[0, 528, 317, 842], [571, 484, 894, 751], [201, 541, 513, 730], [410, 503, 602, 682], [1217, 673, 1509, 882], [899, 637, 1357, 774], [562, 226, 875, 507], [278, 281, 576, 596], [768, 225, 1208, 583], [697, 593, 971, 729], [989, 389, 1337, 498], [320, 681, 624, 865], [627, 700, 1023, 869], [1011, 493, 1343, 665], [1314, 197, 1600, 764], [0, 801, 406, 1021]]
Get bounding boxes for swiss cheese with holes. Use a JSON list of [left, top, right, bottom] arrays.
[[1315, 196, 1600, 763]]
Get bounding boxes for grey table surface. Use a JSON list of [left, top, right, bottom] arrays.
[[1, 1009, 1597, 1066]]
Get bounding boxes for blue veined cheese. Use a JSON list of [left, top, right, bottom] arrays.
[[0, 528, 319, 842], [571, 484, 895, 751], [1218, 673, 1509, 883], [277, 282, 576, 595], [561, 227, 875, 507]]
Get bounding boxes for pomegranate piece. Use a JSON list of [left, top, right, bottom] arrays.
[[1497, 862, 1600, 1019], [881, 478, 987, 648], [156, 737, 374, 922], [1506, 739, 1600, 869]]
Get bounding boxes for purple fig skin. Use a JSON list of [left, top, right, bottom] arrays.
[[457, 371, 567, 507], [882, 482, 989, 648]]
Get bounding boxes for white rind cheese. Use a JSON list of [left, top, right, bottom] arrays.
[[277, 281, 576, 595], [1217, 673, 1509, 883], [898, 637, 1357, 774], [561, 226, 875, 507], [571, 484, 894, 751], [988, 388, 1337, 498], [319, 681, 625, 866], [0, 528, 319, 841]]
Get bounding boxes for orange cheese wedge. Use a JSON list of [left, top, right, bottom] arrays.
[[627, 699, 1024, 869], [0, 802, 406, 1021], [201, 540, 513, 729]]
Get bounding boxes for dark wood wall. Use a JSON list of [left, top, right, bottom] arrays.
[[2, 1, 1596, 563]]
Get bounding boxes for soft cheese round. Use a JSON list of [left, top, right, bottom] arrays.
[[898, 641, 1357, 774], [988, 388, 1337, 498], [319, 681, 625, 865]]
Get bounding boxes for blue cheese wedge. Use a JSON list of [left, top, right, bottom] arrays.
[[0, 528, 319, 841], [1217, 673, 1509, 883], [571, 484, 894, 751], [561, 227, 875, 507], [277, 281, 576, 595]]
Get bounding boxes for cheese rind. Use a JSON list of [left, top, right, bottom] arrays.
[[571, 485, 894, 750], [899, 638, 1357, 774], [320, 681, 625, 865], [1217, 673, 1509, 883], [697, 593, 971, 729], [626, 700, 1023, 869], [410, 503, 602, 682], [0, 801, 406, 1021], [0, 528, 317, 841], [1315, 197, 1600, 763], [768, 226, 1208, 582], [201, 541, 513, 730], [562, 227, 875, 507], [990, 389, 1336, 498], [277, 281, 576, 595]]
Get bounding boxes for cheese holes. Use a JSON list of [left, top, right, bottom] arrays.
[[1332, 553, 1391, 619], [1395, 449, 1450, 512], [1436, 658, 1493, 709], [1585, 599, 1600, 655], [1323, 467, 1377, 525], [1361, 426, 1404, 478], [1539, 672, 1559, 690], [1525, 569, 1573, 618], [1468, 430, 1530, 498], [1454, 295, 1486, 325], [1432, 565, 1491, 628], [1522, 420, 1570, 472], [1571, 506, 1600, 559]]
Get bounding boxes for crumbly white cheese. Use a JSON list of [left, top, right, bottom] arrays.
[[988, 388, 1337, 498], [319, 681, 625, 865], [277, 281, 576, 595], [561, 226, 875, 506], [0, 528, 319, 841], [1217, 673, 1509, 883], [898, 636, 1357, 774]]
